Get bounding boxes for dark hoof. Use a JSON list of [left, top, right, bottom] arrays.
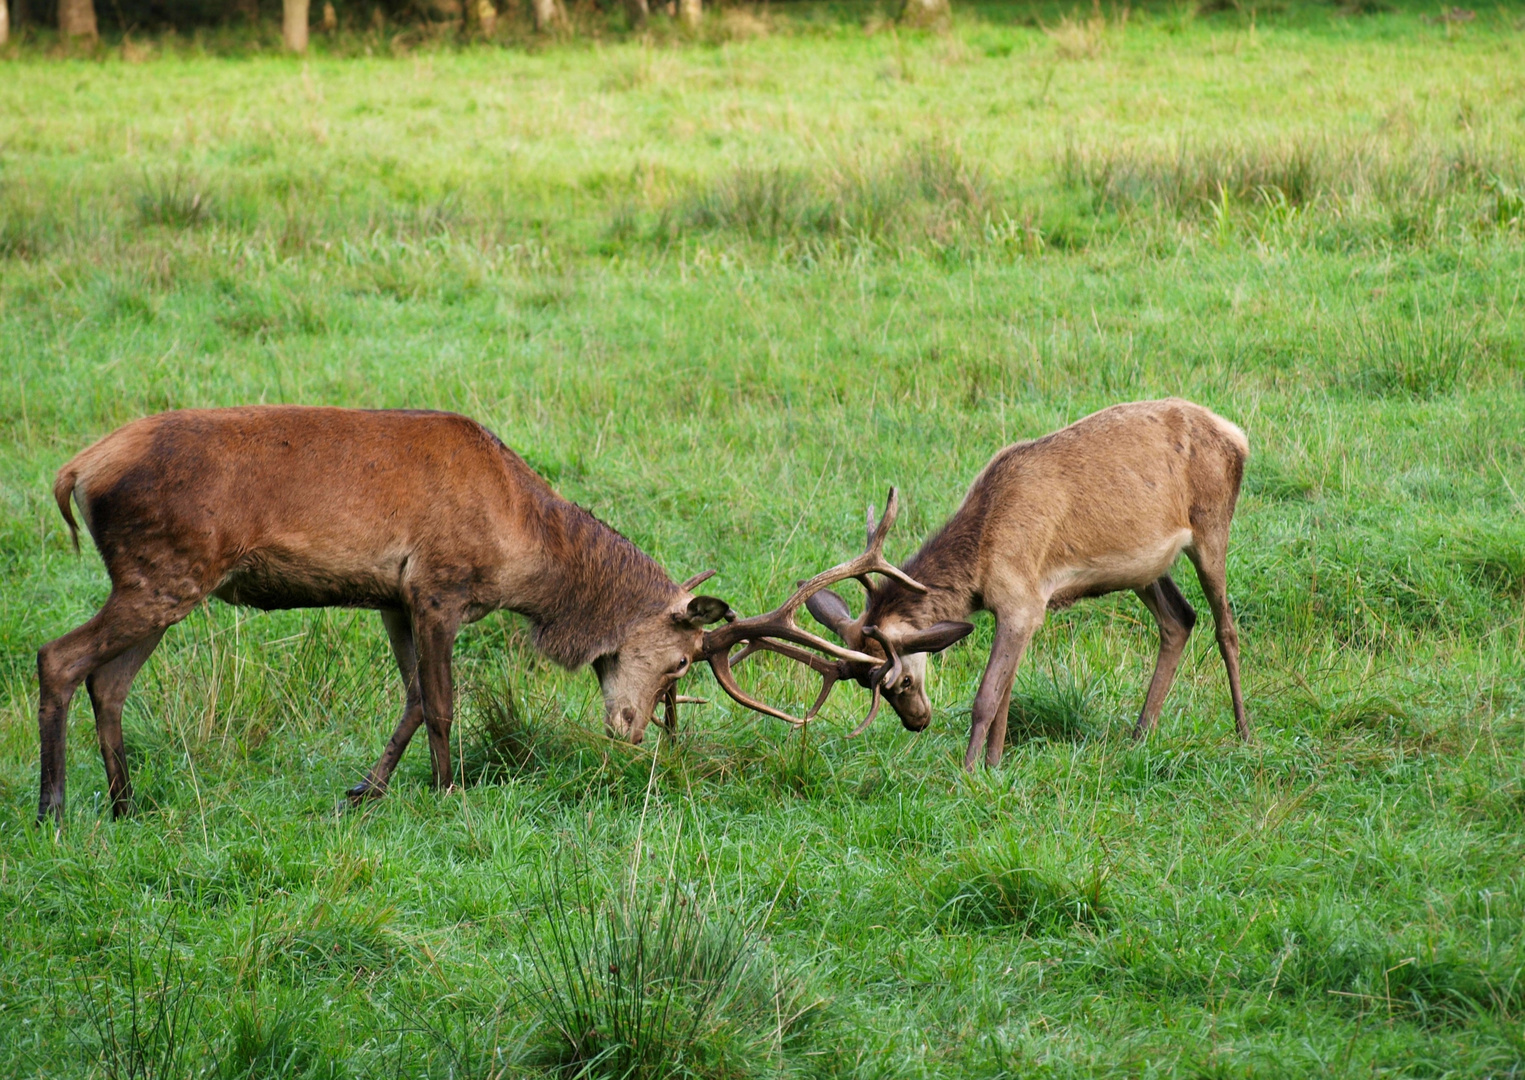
[[346, 781, 385, 803]]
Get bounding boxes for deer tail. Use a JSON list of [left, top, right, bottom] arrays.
[[53, 465, 81, 554]]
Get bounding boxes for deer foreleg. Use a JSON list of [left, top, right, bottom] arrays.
[[965, 614, 1037, 771], [349, 608, 424, 801], [412, 609, 462, 791]]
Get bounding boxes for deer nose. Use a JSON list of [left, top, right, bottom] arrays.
[[621, 706, 640, 743]]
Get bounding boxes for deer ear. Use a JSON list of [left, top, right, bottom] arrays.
[[805, 589, 855, 638], [677, 595, 730, 628], [894, 621, 975, 655]]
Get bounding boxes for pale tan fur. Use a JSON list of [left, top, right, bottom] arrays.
[[810, 399, 1251, 768]]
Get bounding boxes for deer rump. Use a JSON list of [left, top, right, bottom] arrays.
[[36, 406, 735, 824]]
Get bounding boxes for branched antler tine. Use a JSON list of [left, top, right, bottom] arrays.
[[680, 569, 717, 591], [707, 647, 810, 727], [704, 618, 883, 668], [863, 626, 902, 677], [803, 670, 840, 721], [858, 487, 927, 594], [847, 679, 884, 738], [730, 637, 842, 677], [730, 640, 763, 669], [867, 487, 897, 553], [660, 684, 679, 733], [705, 488, 926, 663]]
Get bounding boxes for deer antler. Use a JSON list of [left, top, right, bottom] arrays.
[[700, 488, 925, 728]]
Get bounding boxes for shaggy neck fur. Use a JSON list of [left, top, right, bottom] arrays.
[[500, 450, 678, 670], [867, 494, 987, 628]]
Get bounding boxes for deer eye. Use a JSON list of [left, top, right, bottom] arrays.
[[671, 657, 689, 675], [900, 675, 914, 690]]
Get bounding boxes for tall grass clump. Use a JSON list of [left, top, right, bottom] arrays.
[[460, 678, 542, 784], [213, 1005, 343, 1080], [134, 171, 213, 229], [515, 864, 811, 1078], [667, 140, 991, 251], [1060, 136, 1524, 238], [1344, 310, 1475, 399], [1002, 664, 1102, 744], [1062, 137, 1328, 215], [71, 924, 204, 1080]]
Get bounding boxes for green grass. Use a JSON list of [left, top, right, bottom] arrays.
[[1, 2, 1523, 1076]]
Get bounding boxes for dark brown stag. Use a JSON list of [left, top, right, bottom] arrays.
[[37, 406, 744, 825], [800, 398, 1252, 770]]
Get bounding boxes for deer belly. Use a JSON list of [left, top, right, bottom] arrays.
[[1043, 528, 1194, 608], [213, 548, 402, 610]]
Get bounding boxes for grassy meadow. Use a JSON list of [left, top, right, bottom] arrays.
[[2, 2, 1524, 1075]]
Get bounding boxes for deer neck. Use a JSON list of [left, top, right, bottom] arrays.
[[868, 507, 983, 628], [517, 495, 678, 670]]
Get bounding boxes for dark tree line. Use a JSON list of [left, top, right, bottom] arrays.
[[0, 0, 948, 48]]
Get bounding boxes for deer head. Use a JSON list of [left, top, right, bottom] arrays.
[[800, 500, 973, 731], [697, 489, 972, 734], [596, 570, 730, 746]]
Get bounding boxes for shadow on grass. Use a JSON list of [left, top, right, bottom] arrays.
[[457, 678, 835, 807]]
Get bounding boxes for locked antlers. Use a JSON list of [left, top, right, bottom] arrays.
[[699, 488, 927, 729]]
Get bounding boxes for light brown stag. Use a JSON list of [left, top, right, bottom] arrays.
[[37, 406, 748, 825], [800, 398, 1252, 770]]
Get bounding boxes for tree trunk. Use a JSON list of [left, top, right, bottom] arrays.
[[0, 0, 9, 46], [899, 0, 949, 28], [624, 0, 647, 28], [677, 0, 698, 28], [58, 0, 98, 39], [283, 0, 310, 52], [531, 0, 562, 32]]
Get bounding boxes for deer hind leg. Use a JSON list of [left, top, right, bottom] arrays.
[[1186, 537, 1251, 741], [38, 588, 196, 826], [1130, 575, 1196, 741], [86, 629, 166, 818], [349, 608, 425, 801], [966, 609, 1041, 771]]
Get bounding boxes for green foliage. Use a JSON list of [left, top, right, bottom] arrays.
[[1002, 664, 1101, 744], [928, 831, 1110, 931]]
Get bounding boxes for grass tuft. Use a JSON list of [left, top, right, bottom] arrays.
[[515, 861, 807, 1078], [135, 171, 213, 229], [1003, 664, 1101, 744], [668, 140, 990, 250], [71, 923, 204, 1080], [213, 1004, 343, 1080], [1346, 310, 1475, 399], [930, 834, 1111, 932]]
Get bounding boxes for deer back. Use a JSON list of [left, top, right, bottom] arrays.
[[57, 407, 680, 665], [968, 399, 1247, 609]]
